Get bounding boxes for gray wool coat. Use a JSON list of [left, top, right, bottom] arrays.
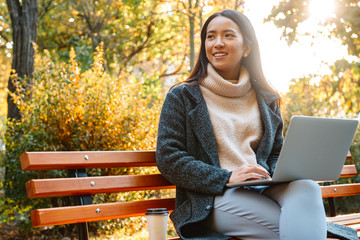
[[156, 83, 358, 240]]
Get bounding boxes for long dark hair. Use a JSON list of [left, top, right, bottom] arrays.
[[179, 10, 280, 101]]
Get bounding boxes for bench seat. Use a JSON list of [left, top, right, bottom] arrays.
[[327, 213, 360, 238]]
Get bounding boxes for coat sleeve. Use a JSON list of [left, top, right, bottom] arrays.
[[267, 102, 284, 175], [156, 87, 231, 195]]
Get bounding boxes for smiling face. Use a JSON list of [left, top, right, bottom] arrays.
[[205, 16, 250, 80]]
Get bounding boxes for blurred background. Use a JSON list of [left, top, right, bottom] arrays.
[[0, 0, 359, 239]]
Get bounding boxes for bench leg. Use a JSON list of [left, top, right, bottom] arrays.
[[77, 222, 90, 240], [324, 182, 337, 217], [327, 197, 336, 217], [68, 169, 93, 240]]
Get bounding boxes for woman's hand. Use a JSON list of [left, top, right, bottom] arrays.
[[228, 164, 271, 183]]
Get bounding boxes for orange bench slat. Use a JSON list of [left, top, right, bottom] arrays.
[[26, 174, 175, 198], [321, 183, 360, 198], [31, 198, 175, 227], [20, 151, 157, 171], [339, 165, 358, 178], [327, 213, 360, 222]]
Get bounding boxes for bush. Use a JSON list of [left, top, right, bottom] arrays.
[[2, 43, 165, 238]]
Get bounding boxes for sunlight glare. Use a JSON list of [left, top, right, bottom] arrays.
[[309, 0, 334, 21]]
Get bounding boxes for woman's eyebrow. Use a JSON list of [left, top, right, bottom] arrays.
[[207, 29, 237, 34]]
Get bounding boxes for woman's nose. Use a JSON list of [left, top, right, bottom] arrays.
[[214, 37, 224, 48]]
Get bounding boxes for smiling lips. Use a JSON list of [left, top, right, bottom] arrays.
[[213, 52, 227, 57]]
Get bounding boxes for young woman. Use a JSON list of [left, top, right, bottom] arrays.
[[156, 10, 354, 240]]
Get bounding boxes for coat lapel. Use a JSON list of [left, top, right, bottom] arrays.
[[256, 92, 282, 159], [184, 85, 221, 167]]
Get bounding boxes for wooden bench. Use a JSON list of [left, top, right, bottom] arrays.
[[322, 153, 360, 239], [20, 151, 360, 239]]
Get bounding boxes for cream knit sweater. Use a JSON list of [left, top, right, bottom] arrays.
[[200, 64, 263, 172]]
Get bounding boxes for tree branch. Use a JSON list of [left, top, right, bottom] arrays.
[[97, 0, 112, 32], [38, 0, 54, 20], [118, 21, 155, 75], [159, 50, 187, 78], [0, 31, 9, 43]]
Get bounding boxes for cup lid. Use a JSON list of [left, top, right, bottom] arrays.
[[145, 208, 168, 215]]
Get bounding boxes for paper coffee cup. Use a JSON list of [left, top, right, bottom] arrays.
[[146, 208, 169, 240]]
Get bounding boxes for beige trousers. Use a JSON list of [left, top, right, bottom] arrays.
[[207, 179, 327, 240]]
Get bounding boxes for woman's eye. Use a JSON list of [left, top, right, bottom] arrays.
[[207, 35, 214, 39], [225, 33, 235, 37]]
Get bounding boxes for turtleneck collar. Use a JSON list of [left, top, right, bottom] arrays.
[[201, 64, 251, 98]]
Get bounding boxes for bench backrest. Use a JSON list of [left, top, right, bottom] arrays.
[[20, 151, 176, 227]]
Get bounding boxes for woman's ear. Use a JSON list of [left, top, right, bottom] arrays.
[[243, 44, 251, 58]]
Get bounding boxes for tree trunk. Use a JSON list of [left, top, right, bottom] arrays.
[[189, 13, 195, 71], [234, 0, 245, 11], [5, 0, 38, 200], [188, 0, 199, 72], [6, 0, 38, 120]]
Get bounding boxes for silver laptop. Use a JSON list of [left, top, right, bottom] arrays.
[[226, 116, 359, 187]]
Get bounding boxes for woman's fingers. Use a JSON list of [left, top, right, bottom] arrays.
[[228, 164, 271, 183], [239, 164, 270, 178]]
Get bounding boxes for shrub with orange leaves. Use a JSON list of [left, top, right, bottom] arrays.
[[12, 43, 160, 152]]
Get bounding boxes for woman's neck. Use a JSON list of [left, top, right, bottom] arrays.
[[212, 65, 241, 80]]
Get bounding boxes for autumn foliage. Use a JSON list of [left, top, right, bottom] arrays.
[[10, 43, 160, 152], [2, 44, 165, 238]]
